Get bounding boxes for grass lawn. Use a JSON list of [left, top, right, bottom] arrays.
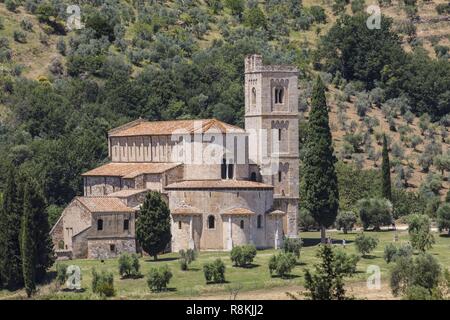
[[1, 229, 449, 300]]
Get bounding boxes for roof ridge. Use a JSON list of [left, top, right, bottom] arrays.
[[108, 118, 146, 135]]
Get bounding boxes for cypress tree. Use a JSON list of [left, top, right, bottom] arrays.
[[20, 178, 53, 297], [21, 181, 37, 297], [33, 185, 54, 282], [381, 134, 392, 201], [300, 76, 339, 243], [0, 166, 23, 289], [136, 191, 171, 261]]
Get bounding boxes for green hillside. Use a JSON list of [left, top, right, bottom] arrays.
[[0, 0, 450, 221]]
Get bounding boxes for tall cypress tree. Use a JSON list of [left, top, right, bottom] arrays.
[[381, 134, 392, 201], [136, 191, 171, 261], [20, 178, 53, 297], [0, 166, 23, 289], [21, 181, 37, 297], [300, 76, 339, 243]]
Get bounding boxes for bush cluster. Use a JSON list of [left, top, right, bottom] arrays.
[[384, 243, 413, 264], [268, 252, 296, 278], [147, 265, 173, 292], [203, 259, 226, 284], [230, 245, 256, 267], [179, 249, 197, 271], [282, 238, 302, 259], [118, 253, 141, 278], [92, 269, 115, 297], [354, 233, 379, 257]]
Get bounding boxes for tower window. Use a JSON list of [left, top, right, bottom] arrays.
[[251, 87, 256, 105], [97, 219, 103, 231], [178, 221, 182, 230], [110, 244, 115, 252], [250, 172, 257, 181], [221, 159, 227, 179], [278, 128, 282, 141], [278, 171, 282, 182], [123, 219, 129, 231], [208, 215, 215, 229], [257, 215, 263, 229], [275, 87, 284, 104], [240, 220, 244, 229], [228, 163, 234, 179]]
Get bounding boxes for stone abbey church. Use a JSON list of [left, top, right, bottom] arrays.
[[51, 55, 300, 259]]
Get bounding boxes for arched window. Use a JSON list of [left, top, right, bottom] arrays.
[[208, 215, 215, 229], [97, 219, 103, 231], [257, 215, 263, 229], [274, 87, 284, 104], [123, 219, 129, 231], [278, 128, 282, 141], [251, 87, 256, 105], [250, 172, 257, 181], [278, 170, 282, 182], [178, 221, 182, 230], [240, 220, 244, 229]]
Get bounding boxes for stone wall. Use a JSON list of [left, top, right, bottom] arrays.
[[50, 215, 64, 250], [89, 212, 135, 239], [169, 189, 273, 250], [170, 215, 201, 252], [55, 199, 92, 251], [72, 227, 90, 259], [84, 176, 122, 196], [87, 238, 136, 259]]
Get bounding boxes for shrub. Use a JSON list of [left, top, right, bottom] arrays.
[[13, 31, 27, 44], [92, 269, 115, 297], [20, 19, 33, 32], [437, 203, 450, 235], [357, 198, 393, 230], [147, 265, 173, 292], [5, 0, 17, 12], [304, 245, 347, 300], [282, 238, 302, 259], [390, 253, 444, 298], [408, 214, 435, 252], [118, 253, 141, 278], [268, 252, 296, 278], [333, 249, 359, 276], [335, 211, 357, 234], [56, 263, 68, 287], [384, 243, 398, 264], [203, 259, 226, 284], [354, 234, 379, 257], [436, 3, 450, 15], [230, 245, 257, 267], [179, 249, 197, 270], [56, 38, 66, 55]]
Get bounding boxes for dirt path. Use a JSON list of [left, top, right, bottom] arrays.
[[179, 281, 396, 300]]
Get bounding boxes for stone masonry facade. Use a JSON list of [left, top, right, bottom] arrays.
[[50, 54, 299, 259]]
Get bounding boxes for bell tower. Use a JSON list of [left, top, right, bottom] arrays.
[[244, 54, 299, 238]]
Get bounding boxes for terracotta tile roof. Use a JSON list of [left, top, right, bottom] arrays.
[[108, 118, 245, 137], [107, 189, 148, 198], [221, 207, 256, 215], [76, 197, 135, 213], [171, 204, 202, 215], [82, 162, 181, 178], [165, 180, 273, 190]]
